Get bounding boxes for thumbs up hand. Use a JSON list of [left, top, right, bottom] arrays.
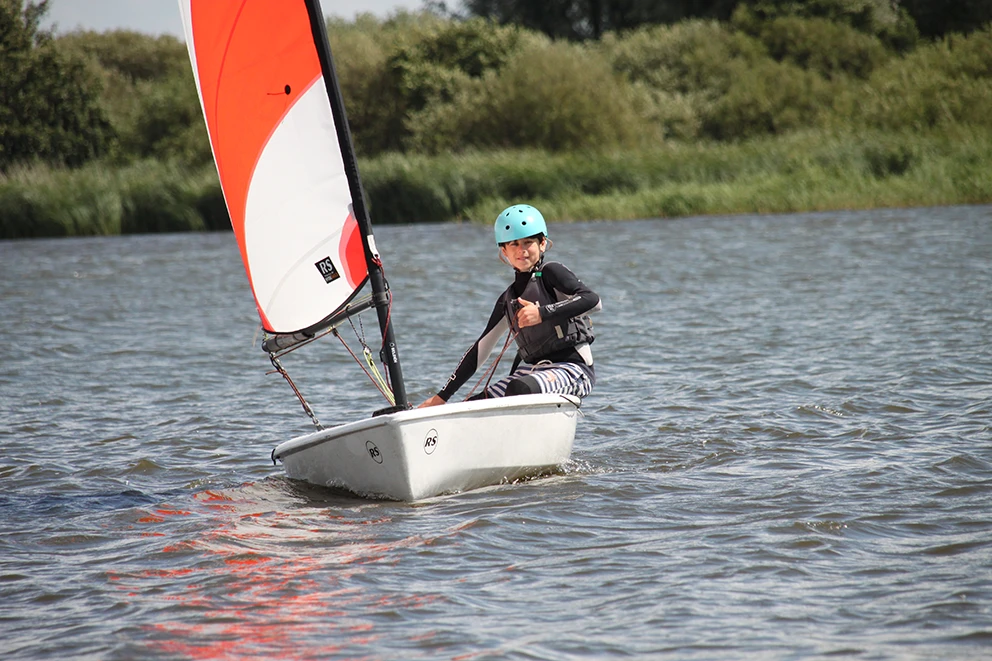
[[515, 298, 541, 328]]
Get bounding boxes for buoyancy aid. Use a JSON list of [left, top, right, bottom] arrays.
[[504, 263, 595, 364]]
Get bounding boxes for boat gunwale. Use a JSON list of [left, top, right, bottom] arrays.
[[272, 393, 580, 460]]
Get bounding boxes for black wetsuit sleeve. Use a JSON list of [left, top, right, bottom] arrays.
[[437, 298, 510, 402], [537, 261, 601, 322]]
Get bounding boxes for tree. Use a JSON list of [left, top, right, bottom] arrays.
[[899, 0, 992, 39], [734, 0, 920, 51], [0, 0, 113, 170], [58, 30, 209, 165], [463, 0, 738, 40], [463, 0, 992, 42]]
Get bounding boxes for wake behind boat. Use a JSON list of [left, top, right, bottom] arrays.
[[178, 0, 582, 501]]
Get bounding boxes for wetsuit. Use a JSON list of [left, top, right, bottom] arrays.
[[437, 258, 601, 402]]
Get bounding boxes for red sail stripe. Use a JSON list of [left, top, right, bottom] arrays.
[[341, 212, 366, 289]]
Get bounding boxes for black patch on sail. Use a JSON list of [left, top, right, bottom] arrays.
[[315, 256, 340, 283]]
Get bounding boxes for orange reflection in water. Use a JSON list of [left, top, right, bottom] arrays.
[[109, 484, 461, 660]]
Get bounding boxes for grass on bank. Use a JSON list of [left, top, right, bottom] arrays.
[[0, 161, 227, 239], [2, 127, 990, 239], [365, 127, 992, 223]]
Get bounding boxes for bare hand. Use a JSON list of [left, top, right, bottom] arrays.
[[418, 395, 446, 408], [515, 297, 541, 328]]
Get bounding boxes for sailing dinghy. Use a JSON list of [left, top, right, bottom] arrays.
[[178, 0, 581, 501]]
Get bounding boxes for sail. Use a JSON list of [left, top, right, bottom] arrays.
[[178, 0, 367, 335]]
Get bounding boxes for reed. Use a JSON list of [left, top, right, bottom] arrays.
[[0, 164, 123, 238], [0, 160, 223, 239], [361, 127, 992, 222], [2, 127, 990, 238]]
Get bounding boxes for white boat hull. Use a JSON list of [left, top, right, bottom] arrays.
[[272, 394, 581, 501]]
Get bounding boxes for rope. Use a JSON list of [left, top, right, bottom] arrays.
[[263, 272, 399, 417], [268, 354, 322, 430], [463, 330, 517, 401], [364, 346, 395, 405], [334, 328, 395, 404]]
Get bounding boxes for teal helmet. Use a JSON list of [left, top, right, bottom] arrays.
[[494, 204, 547, 246]]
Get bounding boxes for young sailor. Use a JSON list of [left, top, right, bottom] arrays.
[[419, 204, 601, 407]]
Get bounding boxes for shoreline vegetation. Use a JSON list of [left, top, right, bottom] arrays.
[[2, 4, 991, 239], [3, 127, 991, 239]]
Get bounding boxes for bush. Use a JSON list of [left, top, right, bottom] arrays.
[[330, 15, 521, 155], [855, 27, 992, 130], [117, 74, 211, 166], [701, 57, 838, 139], [601, 20, 765, 94], [736, 1, 919, 51], [749, 15, 890, 79], [57, 30, 190, 83], [599, 21, 767, 139], [599, 19, 868, 140], [58, 30, 209, 166], [329, 19, 400, 156], [407, 37, 659, 152]]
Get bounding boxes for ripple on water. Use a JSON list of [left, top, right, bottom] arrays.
[[2, 210, 992, 659]]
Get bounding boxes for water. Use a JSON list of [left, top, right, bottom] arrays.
[[2, 206, 990, 660]]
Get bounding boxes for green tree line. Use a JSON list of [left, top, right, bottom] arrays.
[[1, 0, 991, 236], [457, 0, 992, 41]]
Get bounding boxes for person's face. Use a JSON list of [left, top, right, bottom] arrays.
[[500, 236, 545, 271]]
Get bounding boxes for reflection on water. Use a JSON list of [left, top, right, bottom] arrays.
[[112, 482, 465, 660], [1, 205, 991, 660]]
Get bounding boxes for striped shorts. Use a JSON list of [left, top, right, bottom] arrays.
[[485, 361, 595, 399]]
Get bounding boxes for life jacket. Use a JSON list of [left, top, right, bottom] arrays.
[[504, 263, 595, 364]]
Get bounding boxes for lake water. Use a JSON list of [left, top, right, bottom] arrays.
[[2, 205, 990, 660]]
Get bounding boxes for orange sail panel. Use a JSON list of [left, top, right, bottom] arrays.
[[178, 0, 368, 334]]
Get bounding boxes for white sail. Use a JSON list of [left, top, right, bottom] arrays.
[[178, 0, 368, 334]]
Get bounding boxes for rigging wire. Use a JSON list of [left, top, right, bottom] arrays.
[[263, 264, 401, 423], [268, 354, 322, 430], [346, 309, 395, 404]]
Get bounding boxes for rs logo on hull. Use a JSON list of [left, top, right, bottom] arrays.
[[366, 440, 382, 464], [424, 429, 438, 455]]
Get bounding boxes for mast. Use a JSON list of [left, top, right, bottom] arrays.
[[303, 0, 409, 410]]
